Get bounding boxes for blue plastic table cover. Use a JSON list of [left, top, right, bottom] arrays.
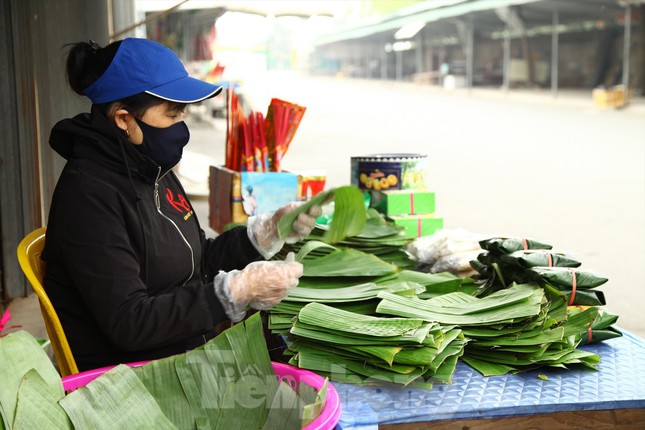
[[334, 329, 645, 429]]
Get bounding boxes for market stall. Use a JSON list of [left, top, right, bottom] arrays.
[[335, 332, 645, 429], [4, 88, 643, 429], [204, 90, 645, 429]]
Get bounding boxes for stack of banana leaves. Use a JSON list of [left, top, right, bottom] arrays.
[[270, 186, 475, 387], [269, 247, 470, 388], [469, 237, 622, 344], [279, 206, 419, 270], [286, 302, 466, 389], [376, 283, 602, 376], [270, 188, 613, 385]]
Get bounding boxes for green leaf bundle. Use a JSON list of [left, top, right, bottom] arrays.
[[286, 303, 466, 387], [0, 315, 329, 430], [277, 186, 367, 244]]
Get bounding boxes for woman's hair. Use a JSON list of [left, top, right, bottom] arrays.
[[65, 40, 186, 117]]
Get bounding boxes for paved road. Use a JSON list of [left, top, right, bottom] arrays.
[[184, 72, 645, 338]]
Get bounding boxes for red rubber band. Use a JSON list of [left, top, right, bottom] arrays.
[[417, 217, 422, 237], [587, 328, 593, 344], [568, 269, 577, 306], [410, 193, 415, 214], [547, 253, 553, 267], [522, 238, 528, 250]]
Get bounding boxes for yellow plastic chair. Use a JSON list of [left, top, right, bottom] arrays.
[[17, 227, 79, 376]]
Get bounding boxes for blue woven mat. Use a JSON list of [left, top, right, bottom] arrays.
[[335, 330, 645, 429]]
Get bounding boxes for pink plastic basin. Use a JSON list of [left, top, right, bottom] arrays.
[[62, 360, 341, 430]]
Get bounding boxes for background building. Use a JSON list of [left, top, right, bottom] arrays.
[[311, 0, 644, 97]]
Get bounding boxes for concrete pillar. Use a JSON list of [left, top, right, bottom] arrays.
[[503, 23, 510, 92], [622, 5, 632, 106], [551, 6, 559, 98]]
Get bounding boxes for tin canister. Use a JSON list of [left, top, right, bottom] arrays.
[[351, 154, 427, 191]]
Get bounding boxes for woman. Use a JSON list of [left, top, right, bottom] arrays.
[[42, 38, 320, 371]]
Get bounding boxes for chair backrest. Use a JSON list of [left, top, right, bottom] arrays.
[[17, 227, 79, 376]]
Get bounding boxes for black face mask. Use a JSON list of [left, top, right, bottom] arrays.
[[134, 117, 190, 172]]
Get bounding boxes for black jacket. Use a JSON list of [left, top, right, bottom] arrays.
[[43, 106, 261, 371]]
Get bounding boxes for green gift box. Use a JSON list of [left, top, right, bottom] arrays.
[[388, 214, 443, 238], [377, 190, 436, 216]]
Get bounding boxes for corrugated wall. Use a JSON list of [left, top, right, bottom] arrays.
[[0, 0, 123, 303]]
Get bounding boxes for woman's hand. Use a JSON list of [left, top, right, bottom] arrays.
[[214, 253, 303, 322], [247, 202, 322, 259]]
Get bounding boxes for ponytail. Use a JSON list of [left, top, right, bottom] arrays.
[[65, 40, 122, 96]]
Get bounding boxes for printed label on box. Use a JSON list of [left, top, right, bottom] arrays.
[[240, 172, 298, 216]]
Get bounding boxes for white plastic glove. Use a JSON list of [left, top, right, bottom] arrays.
[[213, 253, 303, 322], [247, 202, 323, 260]]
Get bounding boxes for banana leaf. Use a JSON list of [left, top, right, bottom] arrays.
[[301, 379, 328, 428], [578, 327, 623, 344], [285, 282, 382, 302], [295, 240, 336, 261], [586, 307, 619, 329], [302, 248, 399, 277], [59, 364, 178, 429], [377, 250, 417, 269], [278, 189, 334, 240], [357, 208, 405, 238], [289, 350, 367, 385], [470, 327, 565, 347], [428, 338, 468, 374], [561, 289, 606, 306], [299, 302, 424, 337], [295, 346, 427, 386], [479, 237, 552, 254], [296, 276, 375, 289], [175, 343, 228, 428], [278, 186, 367, 244], [347, 345, 404, 366], [269, 313, 296, 328], [392, 346, 439, 366], [12, 369, 72, 430], [131, 354, 196, 430], [290, 339, 402, 367], [376, 283, 545, 325], [290, 320, 435, 346], [0, 331, 64, 430], [322, 186, 367, 243], [501, 250, 581, 269], [461, 356, 516, 376], [567, 307, 622, 344], [469, 259, 491, 277], [260, 382, 304, 430], [530, 267, 608, 289], [309, 208, 410, 242], [284, 282, 419, 305], [331, 355, 426, 386], [370, 361, 425, 375], [339, 235, 413, 247], [274, 299, 379, 316], [378, 270, 464, 290], [426, 353, 462, 384], [562, 306, 598, 338]]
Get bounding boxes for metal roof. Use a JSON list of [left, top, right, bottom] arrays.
[[313, 0, 631, 46]]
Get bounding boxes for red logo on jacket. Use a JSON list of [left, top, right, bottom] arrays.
[[166, 188, 193, 220]]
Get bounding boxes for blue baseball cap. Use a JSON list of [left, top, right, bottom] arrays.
[[83, 38, 222, 104]]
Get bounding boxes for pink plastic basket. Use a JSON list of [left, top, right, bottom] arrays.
[[61, 361, 341, 430], [272, 361, 341, 430]]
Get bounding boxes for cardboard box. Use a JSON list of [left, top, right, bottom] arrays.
[[209, 165, 301, 233], [388, 214, 444, 238], [592, 86, 633, 109], [376, 190, 436, 216]]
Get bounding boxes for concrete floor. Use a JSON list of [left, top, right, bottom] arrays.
[[9, 75, 645, 364]]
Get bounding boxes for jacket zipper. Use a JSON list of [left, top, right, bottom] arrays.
[[154, 168, 195, 286]]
